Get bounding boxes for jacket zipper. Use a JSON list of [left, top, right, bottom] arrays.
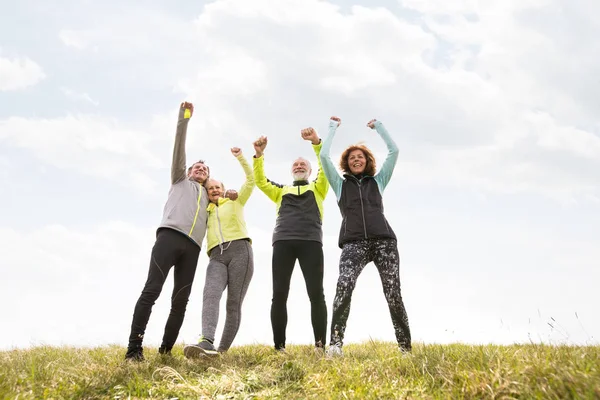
[[216, 205, 226, 244], [357, 179, 368, 239]]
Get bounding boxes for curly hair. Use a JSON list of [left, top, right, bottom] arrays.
[[339, 144, 377, 176]]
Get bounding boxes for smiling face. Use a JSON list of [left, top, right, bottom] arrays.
[[347, 149, 367, 175], [291, 158, 311, 181], [205, 179, 224, 203], [188, 162, 209, 183]]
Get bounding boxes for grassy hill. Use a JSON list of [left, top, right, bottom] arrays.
[[1, 341, 598, 399]]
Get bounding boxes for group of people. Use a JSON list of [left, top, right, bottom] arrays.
[[124, 101, 411, 361]]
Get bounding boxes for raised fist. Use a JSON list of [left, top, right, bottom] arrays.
[[330, 116, 341, 126], [231, 147, 242, 157], [367, 119, 377, 129], [225, 189, 238, 201], [300, 127, 320, 145], [180, 101, 194, 119], [253, 136, 268, 157]]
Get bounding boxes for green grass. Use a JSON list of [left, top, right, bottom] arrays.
[[1, 341, 599, 399]]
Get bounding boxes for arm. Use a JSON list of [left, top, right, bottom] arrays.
[[371, 120, 399, 192], [232, 149, 254, 205], [300, 127, 330, 198], [319, 118, 344, 200], [171, 102, 193, 184], [312, 141, 330, 198], [252, 136, 283, 203]]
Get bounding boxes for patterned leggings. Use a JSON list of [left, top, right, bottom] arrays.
[[329, 238, 411, 350]]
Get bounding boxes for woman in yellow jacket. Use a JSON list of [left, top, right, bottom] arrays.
[[184, 147, 255, 357]]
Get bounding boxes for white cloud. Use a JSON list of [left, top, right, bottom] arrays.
[[168, 0, 600, 201], [58, 29, 91, 50], [60, 87, 99, 106], [0, 54, 45, 91], [0, 115, 166, 193]]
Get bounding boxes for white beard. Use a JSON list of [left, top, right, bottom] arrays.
[[292, 172, 309, 181]]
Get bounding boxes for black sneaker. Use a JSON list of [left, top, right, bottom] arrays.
[[158, 345, 172, 355], [125, 346, 145, 362], [183, 337, 218, 359]]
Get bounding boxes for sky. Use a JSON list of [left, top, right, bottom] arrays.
[[1, 0, 598, 351]]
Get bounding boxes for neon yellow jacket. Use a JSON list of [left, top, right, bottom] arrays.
[[253, 141, 329, 245], [206, 154, 255, 254]]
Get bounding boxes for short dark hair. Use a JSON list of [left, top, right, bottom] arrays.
[[339, 145, 376, 176]]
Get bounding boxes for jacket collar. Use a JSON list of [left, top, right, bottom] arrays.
[[293, 180, 309, 186], [343, 173, 372, 182]]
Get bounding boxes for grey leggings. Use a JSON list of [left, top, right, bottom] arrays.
[[201, 239, 254, 352]]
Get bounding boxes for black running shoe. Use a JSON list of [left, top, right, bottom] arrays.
[[124, 346, 145, 362]]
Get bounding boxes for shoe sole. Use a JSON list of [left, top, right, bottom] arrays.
[[184, 345, 218, 359]]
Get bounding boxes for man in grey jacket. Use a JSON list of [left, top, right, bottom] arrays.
[[125, 101, 214, 361]]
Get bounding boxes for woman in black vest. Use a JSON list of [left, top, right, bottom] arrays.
[[319, 116, 411, 357]]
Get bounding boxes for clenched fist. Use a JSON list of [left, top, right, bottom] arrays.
[[253, 136, 268, 158], [231, 147, 242, 157], [367, 119, 377, 129], [330, 116, 341, 126], [225, 189, 238, 201], [180, 101, 194, 119], [300, 127, 320, 145]]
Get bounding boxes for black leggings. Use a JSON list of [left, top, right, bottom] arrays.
[[128, 228, 200, 350], [271, 240, 327, 349], [330, 238, 411, 350]]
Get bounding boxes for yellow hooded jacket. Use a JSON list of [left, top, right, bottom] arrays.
[[205, 154, 255, 254]]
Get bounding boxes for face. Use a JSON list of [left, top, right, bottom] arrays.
[[348, 149, 367, 175], [291, 158, 311, 181], [188, 162, 209, 183], [205, 179, 224, 203]]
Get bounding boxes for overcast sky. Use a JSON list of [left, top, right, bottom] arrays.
[[1, 0, 598, 351]]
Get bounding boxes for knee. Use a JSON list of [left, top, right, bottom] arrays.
[[140, 286, 162, 304], [272, 289, 289, 303], [226, 300, 240, 314], [308, 288, 326, 304], [171, 291, 191, 311]]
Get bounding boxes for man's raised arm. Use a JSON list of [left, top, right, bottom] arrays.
[[252, 136, 283, 203], [171, 102, 194, 184], [300, 127, 330, 198]]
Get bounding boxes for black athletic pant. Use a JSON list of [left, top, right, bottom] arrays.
[[128, 228, 200, 350], [271, 240, 327, 350]]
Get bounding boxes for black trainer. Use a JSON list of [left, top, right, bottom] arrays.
[[125, 346, 145, 362], [158, 345, 172, 355]]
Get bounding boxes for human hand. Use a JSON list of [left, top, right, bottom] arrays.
[[367, 119, 377, 129], [180, 101, 194, 119], [300, 127, 320, 145], [225, 189, 238, 201], [231, 147, 242, 157], [253, 136, 268, 157], [330, 116, 341, 126]]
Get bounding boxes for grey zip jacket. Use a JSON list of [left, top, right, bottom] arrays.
[[157, 106, 208, 247]]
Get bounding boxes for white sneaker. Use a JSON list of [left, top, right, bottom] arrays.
[[325, 343, 343, 358]]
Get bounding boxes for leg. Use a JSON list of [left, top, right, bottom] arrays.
[[160, 238, 201, 350], [201, 257, 229, 343], [218, 240, 254, 352], [297, 241, 327, 347], [271, 241, 297, 350], [127, 229, 179, 351], [372, 239, 411, 351], [329, 240, 369, 347]]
